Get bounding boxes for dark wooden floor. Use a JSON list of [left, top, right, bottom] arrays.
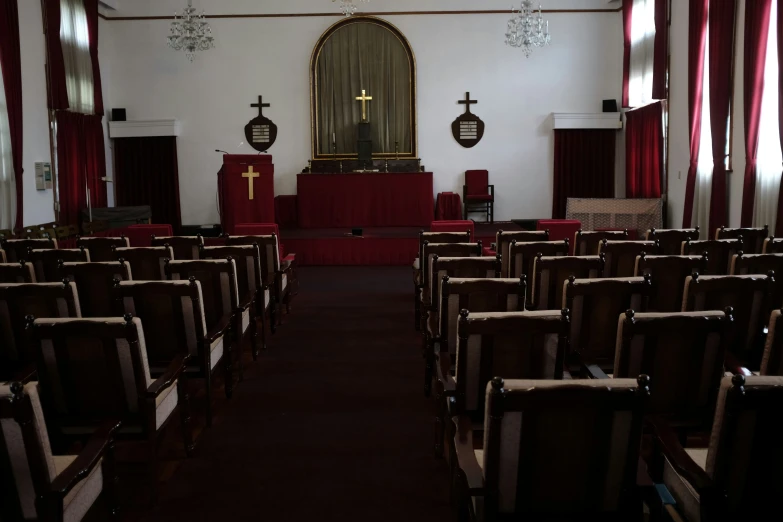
[[111, 267, 452, 521]]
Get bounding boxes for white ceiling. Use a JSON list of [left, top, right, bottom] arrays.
[[104, 0, 618, 18]]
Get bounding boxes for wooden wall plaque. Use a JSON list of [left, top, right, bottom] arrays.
[[451, 92, 485, 148], [244, 96, 278, 152]]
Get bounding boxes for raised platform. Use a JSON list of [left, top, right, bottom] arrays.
[[280, 223, 521, 266]]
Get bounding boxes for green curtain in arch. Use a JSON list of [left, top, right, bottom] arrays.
[[316, 22, 411, 155]]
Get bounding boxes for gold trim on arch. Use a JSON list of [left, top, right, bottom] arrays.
[[309, 16, 418, 160]]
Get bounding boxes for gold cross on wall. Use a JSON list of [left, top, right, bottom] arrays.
[[242, 166, 260, 200], [355, 89, 373, 122]]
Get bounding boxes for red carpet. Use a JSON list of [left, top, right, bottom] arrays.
[[125, 267, 452, 521]]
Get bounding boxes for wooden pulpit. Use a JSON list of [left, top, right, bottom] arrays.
[[218, 155, 275, 234]]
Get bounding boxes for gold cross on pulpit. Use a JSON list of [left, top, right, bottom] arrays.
[[242, 166, 260, 200], [355, 89, 373, 122]]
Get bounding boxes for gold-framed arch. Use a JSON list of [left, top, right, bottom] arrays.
[[310, 16, 418, 159]]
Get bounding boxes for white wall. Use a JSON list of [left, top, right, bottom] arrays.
[[19, 0, 55, 226], [102, 0, 623, 225], [667, 0, 746, 231]]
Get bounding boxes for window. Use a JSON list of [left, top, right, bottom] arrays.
[[692, 25, 713, 236], [0, 63, 15, 229], [60, 0, 94, 115], [754, 0, 782, 230], [628, 0, 657, 107]]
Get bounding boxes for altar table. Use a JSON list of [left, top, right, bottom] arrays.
[[296, 173, 434, 228]]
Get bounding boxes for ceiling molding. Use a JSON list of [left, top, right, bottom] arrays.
[[99, 7, 621, 21]]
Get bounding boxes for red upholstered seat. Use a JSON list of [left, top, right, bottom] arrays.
[[464, 170, 492, 199], [431, 220, 475, 241], [537, 219, 581, 251], [463, 170, 495, 222]]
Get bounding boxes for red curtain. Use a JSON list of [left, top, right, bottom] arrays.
[[741, 0, 772, 226], [707, 0, 737, 235], [55, 113, 106, 225], [626, 101, 664, 198], [114, 137, 182, 231], [652, 0, 669, 99], [43, 0, 69, 110], [56, 112, 86, 226], [682, 0, 710, 227], [0, 0, 23, 231], [552, 130, 616, 219], [84, 0, 103, 115], [622, 0, 633, 108]]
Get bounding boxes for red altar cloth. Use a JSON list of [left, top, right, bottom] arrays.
[[435, 193, 463, 220], [296, 173, 434, 228], [218, 155, 275, 235]]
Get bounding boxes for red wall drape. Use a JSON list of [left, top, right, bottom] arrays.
[[552, 130, 616, 219], [114, 137, 182, 231], [740, 0, 772, 226], [56, 111, 86, 226], [43, 0, 69, 110], [652, 0, 669, 100], [622, 0, 633, 108], [707, 0, 737, 235], [0, 0, 23, 231], [682, 0, 710, 227], [84, 0, 103, 115], [626, 101, 664, 198]]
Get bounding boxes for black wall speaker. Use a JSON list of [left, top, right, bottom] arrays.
[[602, 99, 618, 113], [112, 108, 127, 121]]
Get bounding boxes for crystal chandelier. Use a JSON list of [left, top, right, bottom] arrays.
[[167, 0, 215, 62], [505, 1, 551, 58], [333, 0, 370, 17]]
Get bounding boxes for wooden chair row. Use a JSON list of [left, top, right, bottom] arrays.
[[441, 304, 783, 520], [424, 255, 780, 385], [1, 314, 192, 521], [452, 371, 783, 521], [413, 229, 776, 332], [0, 254, 277, 385]]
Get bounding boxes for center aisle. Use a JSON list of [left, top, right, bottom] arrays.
[[138, 267, 452, 521]]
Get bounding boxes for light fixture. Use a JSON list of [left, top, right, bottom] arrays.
[[505, 1, 551, 58], [333, 0, 370, 17], [167, 0, 215, 62]]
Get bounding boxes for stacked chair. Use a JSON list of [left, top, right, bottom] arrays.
[[416, 224, 783, 521], [1, 227, 288, 519]]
